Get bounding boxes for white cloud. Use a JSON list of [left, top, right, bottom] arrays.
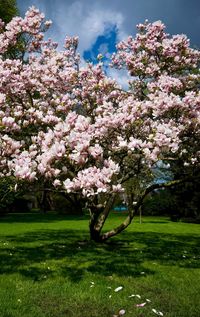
[[98, 43, 108, 55], [18, 0, 200, 51], [53, 1, 125, 55], [17, 0, 127, 56], [107, 68, 130, 90]]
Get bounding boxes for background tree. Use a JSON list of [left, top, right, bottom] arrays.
[[0, 0, 18, 23], [167, 160, 200, 221]]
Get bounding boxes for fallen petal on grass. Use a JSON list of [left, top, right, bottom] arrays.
[[152, 308, 164, 316], [118, 309, 126, 315], [136, 302, 146, 307], [136, 294, 141, 298], [114, 286, 123, 292]]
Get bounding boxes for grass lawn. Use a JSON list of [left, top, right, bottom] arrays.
[[0, 212, 199, 317]]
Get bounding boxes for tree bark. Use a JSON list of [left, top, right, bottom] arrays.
[[41, 187, 48, 213], [89, 194, 136, 242], [89, 178, 193, 242], [100, 195, 136, 241], [89, 195, 116, 242]]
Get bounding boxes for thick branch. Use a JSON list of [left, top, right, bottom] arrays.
[[99, 177, 193, 241], [94, 194, 116, 232], [136, 177, 192, 209], [27, 90, 34, 108], [100, 196, 134, 241]]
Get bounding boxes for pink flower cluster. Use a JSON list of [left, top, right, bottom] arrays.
[[63, 159, 120, 196], [0, 9, 199, 196], [112, 20, 200, 78], [0, 7, 51, 54]]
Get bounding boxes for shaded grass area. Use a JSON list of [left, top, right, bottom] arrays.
[[0, 213, 200, 317]]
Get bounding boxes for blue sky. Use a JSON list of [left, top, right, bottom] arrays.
[[17, 0, 200, 85], [83, 24, 117, 64]]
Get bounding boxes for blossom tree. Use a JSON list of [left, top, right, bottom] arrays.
[[0, 9, 200, 241]]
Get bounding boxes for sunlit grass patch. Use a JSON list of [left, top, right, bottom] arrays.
[[0, 213, 199, 316]]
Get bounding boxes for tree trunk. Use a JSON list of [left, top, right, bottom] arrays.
[[41, 188, 48, 213], [89, 204, 104, 242], [89, 179, 193, 242], [89, 223, 103, 242], [89, 206, 136, 242], [72, 194, 84, 215], [89, 194, 136, 242], [139, 206, 142, 224], [100, 194, 136, 241]]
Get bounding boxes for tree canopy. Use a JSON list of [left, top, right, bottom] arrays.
[[0, 8, 200, 241], [0, 0, 18, 24]]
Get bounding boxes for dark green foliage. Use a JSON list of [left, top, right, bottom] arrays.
[[51, 193, 84, 215], [141, 157, 200, 222], [0, 177, 19, 214], [51, 193, 74, 214], [168, 160, 200, 221], [0, 178, 33, 215], [142, 179, 200, 222], [0, 0, 27, 60], [0, 0, 18, 23], [168, 177, 200, 222], [142, 189, 176, 216]]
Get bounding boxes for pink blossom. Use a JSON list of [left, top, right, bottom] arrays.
[[0, 9, 199, 214]]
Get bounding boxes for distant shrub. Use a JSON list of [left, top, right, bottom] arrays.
[[142, 189, 176, 216], [51, 193, 84, 215], [0, 177, 19, 214], [0, 177, 33, 215]]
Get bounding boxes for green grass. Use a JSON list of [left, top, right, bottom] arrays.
[[0, 213, 199, 317]]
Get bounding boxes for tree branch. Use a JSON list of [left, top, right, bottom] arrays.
[[99, 177, 194, 241], [135, 177, 194, 210]]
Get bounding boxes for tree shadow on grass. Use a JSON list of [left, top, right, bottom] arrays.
[[0, 227, 200, 283], [140, 220, 171, 224], [0, 212, 89, 223]]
